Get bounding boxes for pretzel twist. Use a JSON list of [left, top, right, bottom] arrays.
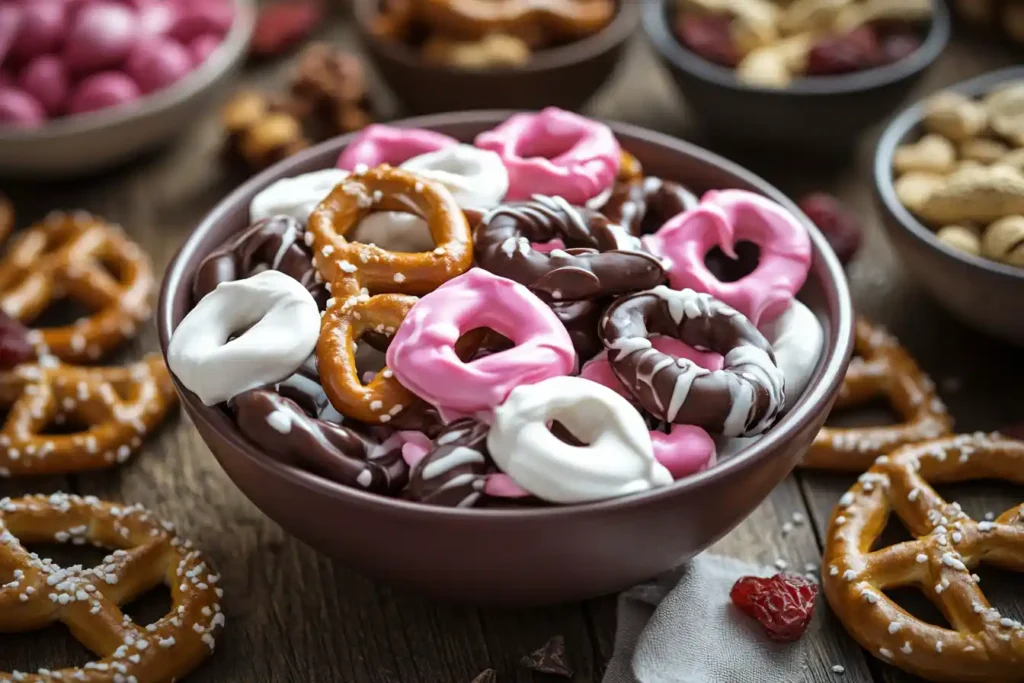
[[0, 493, 223, 682], [0, 211, 154, 363], [307, 165, 474, 423], [803, 318, 953, 471], [0, 354, 177, 477], [822, 434, 1024, 682]]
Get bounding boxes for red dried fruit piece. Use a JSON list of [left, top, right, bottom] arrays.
[[879, 33, 922, 65], [675, 13, 740, 67], [0, 311, 34, 370], [806, 26, 882, 75], [797, 192, 863, 265], [251, 0, 322, 59], [730, 573, 819, 642]]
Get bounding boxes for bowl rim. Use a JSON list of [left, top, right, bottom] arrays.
[[0, 0, 256, 142], [351, 0, 640, 75], [642, 0, 951, 97], [157, 110, 855, 521], [874, 65, 1024, 283]]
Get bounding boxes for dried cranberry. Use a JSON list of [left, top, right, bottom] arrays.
[[797, 192, 862, 265], [806, 26, 882, 75], [250, 0, 322, 59], [730, 573, 819, 642], [879, 33, 922, 65], [0, 311, 33, 369], [675, 13, 740, 68]]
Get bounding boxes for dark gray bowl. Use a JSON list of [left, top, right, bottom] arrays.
[[874, 66, 1024, 346], [352, 0, 639, 114], [158, 112, 854, 605], [642, 0, 951, 156]]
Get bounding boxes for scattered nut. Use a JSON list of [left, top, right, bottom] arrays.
[[238, 113, 309, 170], [922, 91, 988, 141], [291, 44, 375, 135], [893, 134, 957, 175], [960, 137, 1011, 164], [894, 172, 944, 214], [936, 224, 982, 256], [981, 215, 1024, 266]]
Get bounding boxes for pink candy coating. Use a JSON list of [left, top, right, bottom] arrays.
[[0, 85, 46, 126], [138, 1, 176, 36], [125, 35, 191, 93], [474, 107, 621, 205], [18, 54, 69, 115], [642, 189, 812, 326], [0, 4, 23, 67], [396, 429, 529, 499], [187, 32, 221, 66], [581, 337, 718, 479], [169, 0, 233, 43], [10, 0, 68, 61], [386, 269, 576, 424], [67, 70, 139, 114], [63, 2, 139, 73], [336, 124, 458, 171]]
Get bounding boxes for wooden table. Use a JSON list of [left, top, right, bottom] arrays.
[[2, 12, 1023, 683]]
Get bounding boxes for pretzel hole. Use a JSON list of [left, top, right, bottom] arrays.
[[121, 584, 173, 629], [882, 586, 953, 629], [29, 298, 96, 329], [705, 241, 760, 282], [97, 254, 126, 282], [0, 623, 94, 673], [967, 566, 1024, 621], [824, 397, 901, 428], [870, 513, 917, 552], [38, 413, 92, 437]]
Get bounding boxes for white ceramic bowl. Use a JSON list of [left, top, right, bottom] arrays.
[[0, 0, 256, 178]]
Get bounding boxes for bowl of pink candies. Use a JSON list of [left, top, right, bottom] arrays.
[[0, 0, 255, 176]]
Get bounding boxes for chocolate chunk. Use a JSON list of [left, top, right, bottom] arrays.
[[469, 669, 497, 683], [520, 636, 573, 678], [193, 215, 327, 307], [474, 196, 665, 301], [601, 177, 698, 236]]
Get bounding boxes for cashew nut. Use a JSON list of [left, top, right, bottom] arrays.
[[960, 137, 1011, 164], [981, 215, 1024, 266], [922, 91, 988, 141], [835, 0, 933, 32], [778, 0, 852, 35], [936, 224, 982, 256], [736, 32, 813, 88], [894, 172, 945, 215], [893, 134, 957, 175], [984, 81, 1024, 147]]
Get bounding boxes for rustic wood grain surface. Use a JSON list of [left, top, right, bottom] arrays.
[[1, 8, 1023, 683]]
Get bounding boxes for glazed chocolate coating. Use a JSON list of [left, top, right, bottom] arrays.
[[275, 353, 344, 422], [404, 418, 493, 507], [600, 287, 783, 435], [601, 177, 699, 236], [192, 215, 328, 306], [230, 388, 409, 495], [551, 298, 606, 364], [473, 196, 666, 301]]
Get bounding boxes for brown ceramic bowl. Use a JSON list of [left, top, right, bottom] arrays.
[[351, 0, 639, 114], [642, 0, 950, 156], [158, 112, 854, 605], [874, 66, 1024, 346]]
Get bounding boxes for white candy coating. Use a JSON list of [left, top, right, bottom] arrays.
[[249, 169, 349, 224], [760, 299, 824, 401], [487, 376, 672, 504], [168, 271, 321, 405], [400, 143, 509, 210]]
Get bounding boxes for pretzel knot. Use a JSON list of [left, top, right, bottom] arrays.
[[0, 354, 177, 477], [0, 211, 154, 364], [822, 434, 1024, 682], [803, 318, 953, 471], [307, 165, 473, 424], [0, 493, 223, 682]]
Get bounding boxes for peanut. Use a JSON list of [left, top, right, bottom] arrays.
[[893, 134, 957, 175], [985, 82, 1024, 147], [997, 148, 1024, 174], [422, 34, 531, 69], [835, 0, 932, 32], [922, 91, 988, 141], [736, 32, 813, 88], [778, 0, 852, 35], [917, 166, 1024, 225], [981, 215, 1024, 266], [894, 172, 944, 214], [936, 224, 982, 256], [959, 137, 1010, 164]]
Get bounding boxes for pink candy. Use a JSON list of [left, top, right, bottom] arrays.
[[64, 2, 139, 73], [474, 107, 621, 205], [67, 70, 139, 114], [0, 85, 45, 126], [336, 124, 458, 171], [169, 0, 233, 42], [125, 35, 191, 93], [187, 33, 221, 66], [386, 269, 576, 423], [643, 189, 813, 326], [11, 0, 67, 61], [18, 55, 69, 115], [398, 430, 530, 500]]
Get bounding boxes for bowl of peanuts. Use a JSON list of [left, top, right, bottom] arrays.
[[158, 109, 854, 604], [351, 0, 641, 114], [0, 0, 255, 177], [643, 0, 951, 155], [875, 67, 1024, 346]]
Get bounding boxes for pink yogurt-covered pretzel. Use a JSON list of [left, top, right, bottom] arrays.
[[581, 336, 718, 479], [474, 107, 620, 205], [642, 189, 812, 326], [386, 268, 575, 423], [336, 124, 457, 170]]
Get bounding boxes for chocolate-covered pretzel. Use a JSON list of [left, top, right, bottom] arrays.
[[473, 195, 666, 301], [601, 177, 699, 236], [551, 298, 605, 363], [404, 418, 493, 507], [600, 286, 785, 437], [230, 388, 409, 494], [193, 215, 327, 306]]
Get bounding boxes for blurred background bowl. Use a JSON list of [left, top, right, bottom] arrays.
[[158, 111, 854, 605], [874, 66, 1024, 346], [0, 0, 256, 178], [642, 0, 951, 156], [352, 0, 639, 114]]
